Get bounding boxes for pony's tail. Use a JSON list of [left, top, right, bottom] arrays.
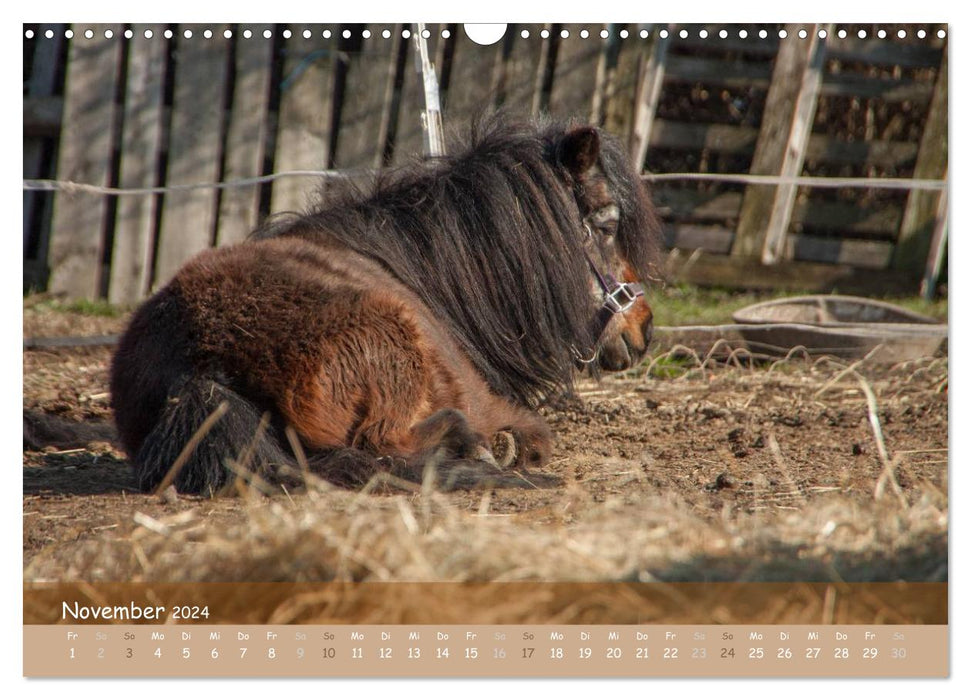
[[131, 375, 403, 495], [129, 376, 555, 495], [132, 375, 296, 495]]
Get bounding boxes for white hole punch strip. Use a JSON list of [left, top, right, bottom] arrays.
[[22, 25, 948, 42]]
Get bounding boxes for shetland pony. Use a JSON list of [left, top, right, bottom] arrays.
[[110, 117, 661, 494]]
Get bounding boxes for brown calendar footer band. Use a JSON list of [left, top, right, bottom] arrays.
[[25, 582, 946, 626]]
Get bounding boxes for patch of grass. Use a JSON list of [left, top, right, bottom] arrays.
[[24, 295, 126, 318], [59, 299, 124, 318], [647, 285, 796, 326], [644, 353, 697, 379], [881, 295, 948, 322]]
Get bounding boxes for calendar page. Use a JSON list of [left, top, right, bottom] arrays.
[[22, 18, 949, 681]]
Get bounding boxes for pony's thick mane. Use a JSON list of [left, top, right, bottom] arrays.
[[257, 116, 655, 406]]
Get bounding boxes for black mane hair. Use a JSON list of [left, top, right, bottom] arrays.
[[256, 115, 658, 406], [596, 128, 663, 286]]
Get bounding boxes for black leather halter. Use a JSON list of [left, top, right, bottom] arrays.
[[582, 222, 645, 347], [586, 253, 644, 343]]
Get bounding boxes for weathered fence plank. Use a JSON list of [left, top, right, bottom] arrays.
[[893, 48, 947, 274], [806, 136, 918, 167], [665, 54, 773, 87], [153, 26, 231, 290], [547, 25, 602, 120], [647, 119, 918, 167], [654, 187, 901, 238], [821, 74, 933, 102], [793, 199, 901, 238], [490, 24, 544, 118], [666, 224, 893, 269], [665, 225, 734, 254], [531, 25, 557, 117], [650, 120, 758, 154], [663, 54, 932, 102], [440, 26, 504, 130], [666, 251, 916, 295], [729, 24, 826, 262], [23, 95, 63, 137], [374, 28, 408, 168], [653, 189, 743, 221], [600, 25, 643, 137], [332, 25, 398, 170], [759, 27, 829, 265], [630, 26, 671, 171], [215, 25, 274, 247], [826, 38, 943, 69], [590, 25, 615, 126], [788, 235, 894, 269], [47, 25, 123, 300], [271, 25, 338, 211], [24, 25, 63, 260], [107, 24, 167, 305]]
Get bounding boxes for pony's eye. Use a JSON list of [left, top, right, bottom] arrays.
[[597, 219, 619, 236], [587, 204, 620, 235]]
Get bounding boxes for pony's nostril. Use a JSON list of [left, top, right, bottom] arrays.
[[643, 319, 654, 347]]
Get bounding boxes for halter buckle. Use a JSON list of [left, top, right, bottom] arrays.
[[603, 282, 641, 314]]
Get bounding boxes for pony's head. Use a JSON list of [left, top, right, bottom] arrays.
[[549, 124, 661, 372]]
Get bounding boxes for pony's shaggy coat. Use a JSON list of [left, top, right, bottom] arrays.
[[110, 117, 661, 494]]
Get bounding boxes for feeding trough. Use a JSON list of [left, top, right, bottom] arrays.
[[730, 295, 947, 361]]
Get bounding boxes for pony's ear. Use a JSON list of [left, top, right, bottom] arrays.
[[557, 126, 600, 177]]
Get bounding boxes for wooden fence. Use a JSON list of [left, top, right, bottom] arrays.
[[23, 23, 948, 303]]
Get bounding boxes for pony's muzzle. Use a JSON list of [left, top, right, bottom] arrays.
[[598, 336, 633, 371]]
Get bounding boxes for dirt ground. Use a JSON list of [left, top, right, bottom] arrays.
[[23, 302, 948, 584]]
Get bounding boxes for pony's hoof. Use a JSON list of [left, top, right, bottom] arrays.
[[472, 444, 500, 469], [492, 430, 517, 469]]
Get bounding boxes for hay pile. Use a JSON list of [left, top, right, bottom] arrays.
[[25, 472, 946, 584]]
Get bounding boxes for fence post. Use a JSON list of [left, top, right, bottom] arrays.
[[414, 23, 445, 157], [628, 25, 670, 172], [730, 24, 828, 263], [47, 24, 123, 300], [893, 47, 948, 276], [921, 182, 948, 299]]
